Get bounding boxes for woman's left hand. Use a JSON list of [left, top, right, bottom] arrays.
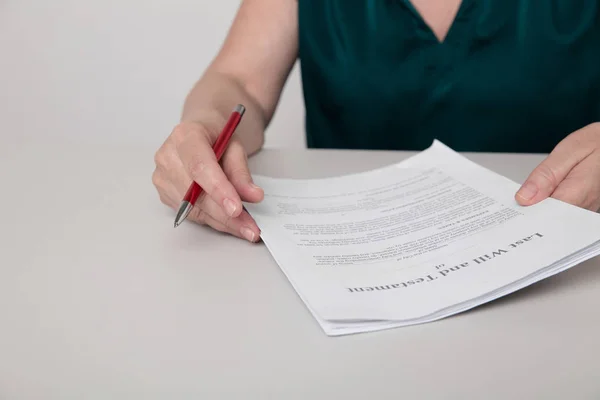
[[515, 122, 600, 212]]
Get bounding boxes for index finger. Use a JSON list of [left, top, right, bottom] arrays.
[[173, 123, 243, 218]]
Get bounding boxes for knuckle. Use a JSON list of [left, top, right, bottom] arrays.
[[154, 148, 167, 167], [535, 164, 559, 188], [195, 167, 227, 194], [154, 142, 177, 168], [228, 166, 251, 182], [171, 123, 194, 148], [208, 175, 224, 193], [171, 123, 189, 142], [187, 154, 208, 180], [151, 169, 167, 189], [189, 207, 207, 225], [151, 170, 161, 187], [172, 122, 210, 147]]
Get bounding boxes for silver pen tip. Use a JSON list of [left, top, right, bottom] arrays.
[[174, 201, 193, 228]]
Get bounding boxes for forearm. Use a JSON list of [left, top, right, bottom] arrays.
[[181, 69, 267, 156], [180, 0, 298, 156]]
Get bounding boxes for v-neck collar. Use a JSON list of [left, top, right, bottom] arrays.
[[402, 0, 471, 45]]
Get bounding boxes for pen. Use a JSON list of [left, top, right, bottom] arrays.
[[174, 104, 246, 228]]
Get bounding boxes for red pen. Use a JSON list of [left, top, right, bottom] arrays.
[[174, 104, 245, 228]]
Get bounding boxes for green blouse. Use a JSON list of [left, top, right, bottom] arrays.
[[298, 0, 600, 153]]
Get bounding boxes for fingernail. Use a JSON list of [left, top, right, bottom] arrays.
[[223, 198, 238, 216], [249, 182, 261, 191], [241, 226, 256, 242], [517, 181, 538, 201]]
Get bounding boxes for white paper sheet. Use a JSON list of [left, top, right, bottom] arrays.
[[245, 141, 600, 335]]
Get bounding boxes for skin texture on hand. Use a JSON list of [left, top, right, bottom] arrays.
[[151, 1, 299, 242], [516, 122, 600, 212], [153, 121, 264, 242]]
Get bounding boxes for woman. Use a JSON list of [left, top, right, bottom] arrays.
[[152, 0, 600, 242]]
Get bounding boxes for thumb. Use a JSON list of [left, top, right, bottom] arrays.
[[515, 161, 562, 206], [515, 133, 593, 206]]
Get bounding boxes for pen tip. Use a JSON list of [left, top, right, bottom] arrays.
[[174, 201, 193, 228]]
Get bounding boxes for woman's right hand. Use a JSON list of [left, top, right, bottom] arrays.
[[152, 120, 264, 242]]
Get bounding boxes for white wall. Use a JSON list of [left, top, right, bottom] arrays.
[[0, 0, 306, 149]]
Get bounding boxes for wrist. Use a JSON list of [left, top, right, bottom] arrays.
[[180, 109, 227, 142]]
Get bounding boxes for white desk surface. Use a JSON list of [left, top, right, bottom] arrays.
[[1, 135, 599, 399]]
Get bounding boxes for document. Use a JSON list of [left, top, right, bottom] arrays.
[[244, 141, 600, 336]]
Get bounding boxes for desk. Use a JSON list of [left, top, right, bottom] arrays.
[[1, 135, 599, 399]]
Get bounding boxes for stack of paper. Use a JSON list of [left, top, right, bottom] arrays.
[[244, 141, 600, 336]]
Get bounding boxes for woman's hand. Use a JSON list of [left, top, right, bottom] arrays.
[[516, 122, 600, 212], [152, 120, 264, 242]]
